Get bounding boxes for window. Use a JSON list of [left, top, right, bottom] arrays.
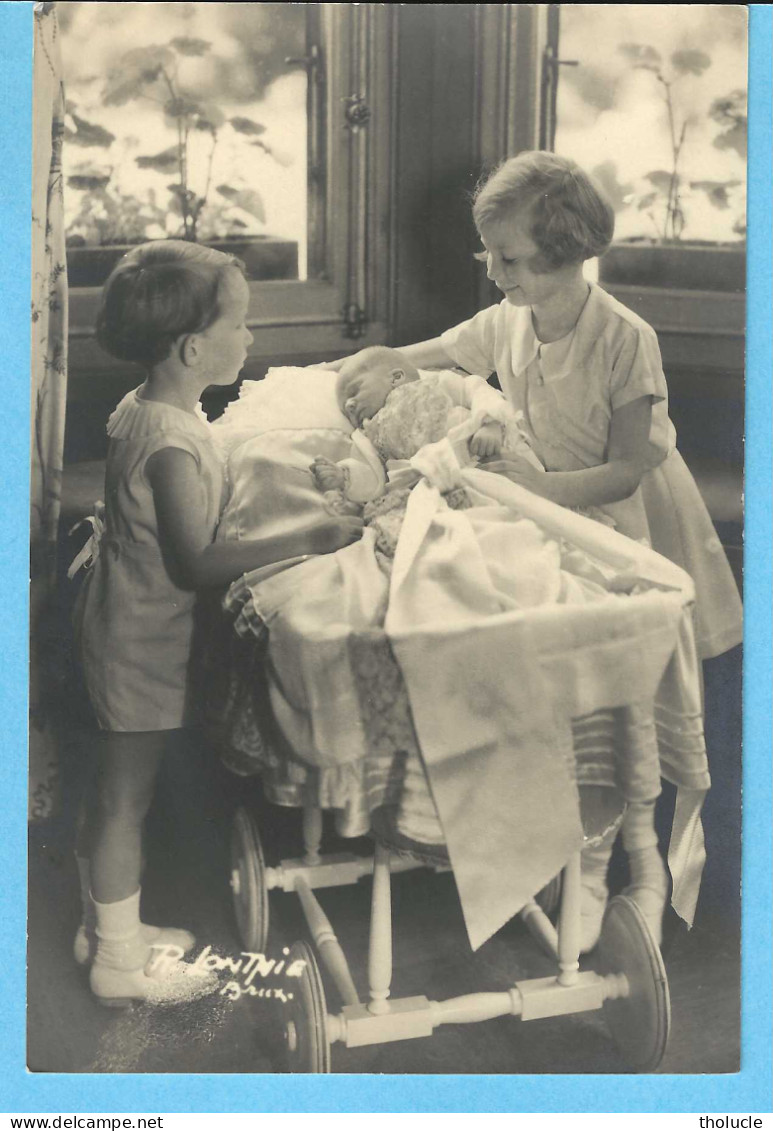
[[63, 3, 396, 373], [554, 5, 747, 246], [61, 3, 309, 280]]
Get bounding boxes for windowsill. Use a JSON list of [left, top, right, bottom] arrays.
[[65, 235, 300, 290], [600, 282, 745, 379]]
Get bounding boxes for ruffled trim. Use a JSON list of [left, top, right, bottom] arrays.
[[107, 388, 211, 441]]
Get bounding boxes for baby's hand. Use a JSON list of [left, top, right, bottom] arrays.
[[310, 514, 364, 554], [469, 421, 504, 459], [311, 456, 346, 492]]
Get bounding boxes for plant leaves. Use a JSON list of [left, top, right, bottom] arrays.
[[714, 121, 747, 160], [670, 49, 711, 77], [228, 116, 267, 137], [65, 111, 116, 149], [67, 174, 112, 191], [216, 184, 266, 223], [636, 192, 658, 211], [135, 146, 180, 173], [164, 97, 203, 121], [102, 46, 173, 106], [192, 117, 217, 134], [709, 89, 747, 128], [618, 42, 662, 71], [167, 183, 196, 203], [192, 104, 226, 132], [169, 36, 211, 57], [644, 170, 674, 194], [66, 162, 112, 191], [590, 161, 634, 212], [690, 180, 735, 209]]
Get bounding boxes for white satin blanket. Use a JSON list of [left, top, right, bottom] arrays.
[[226, 440, 708, 949]]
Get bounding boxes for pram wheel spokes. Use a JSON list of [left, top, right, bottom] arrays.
[[282, 940, 331, 1073], [598, 894, 671, 1072], [230, 806, 269, 953]]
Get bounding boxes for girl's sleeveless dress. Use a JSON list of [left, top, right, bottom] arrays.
[[75, 390, 225, 731], [440, 284, 743, 660]]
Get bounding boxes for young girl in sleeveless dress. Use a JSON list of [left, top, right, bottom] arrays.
[[75, 241, 362, 1005], [324, 152, 742, 951]]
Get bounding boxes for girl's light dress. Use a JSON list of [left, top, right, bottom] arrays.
[[75, 389, 225, 731], [440, 283, 743, 659]]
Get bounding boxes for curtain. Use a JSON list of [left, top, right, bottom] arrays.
[[30, 3, 68, 822]]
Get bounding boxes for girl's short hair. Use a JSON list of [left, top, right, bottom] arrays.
[[96, 240, 246, 367], [472, 151, 615, 270]]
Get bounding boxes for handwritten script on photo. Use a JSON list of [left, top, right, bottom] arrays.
[[149, 944, 307, 1003]]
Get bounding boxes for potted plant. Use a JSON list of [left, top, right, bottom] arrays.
[[597, 44, 746, 294], [64, 36, 298, 286]]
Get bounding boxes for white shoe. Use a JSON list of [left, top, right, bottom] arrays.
[[90, 951, 216, 1008], [623, 880, 668, 946], [74, 923, 196, 967]]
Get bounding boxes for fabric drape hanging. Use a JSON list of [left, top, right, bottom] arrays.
[[30, 2, 68, 822]]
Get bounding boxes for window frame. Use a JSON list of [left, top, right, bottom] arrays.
[[67, 4, 397, 385]]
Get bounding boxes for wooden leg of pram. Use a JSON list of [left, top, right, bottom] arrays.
[[557, 851, 582, 985], [520, 900, 559, 959], [367, 843, 392, 1015], [302, 804, 323, 866], [294, 875, 360, 1006]]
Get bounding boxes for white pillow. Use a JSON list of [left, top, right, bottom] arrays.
[[212, 367, 352, 459], [214, 367, 356, 544]]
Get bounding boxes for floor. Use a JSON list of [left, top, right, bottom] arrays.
[[27, 647, 742, 1077]]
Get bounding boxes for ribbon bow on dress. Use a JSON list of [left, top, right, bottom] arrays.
[[67, 501, 106, 580]]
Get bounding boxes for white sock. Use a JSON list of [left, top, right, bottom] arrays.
[[579, 833, 616, 953], [75, 854, 171, 966], [622, 800, 668, 943], [92, 889, 151, 972], [622, 801, 668, 891]]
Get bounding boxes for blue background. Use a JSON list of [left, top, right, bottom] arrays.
[[2, 1, 770, 1113]]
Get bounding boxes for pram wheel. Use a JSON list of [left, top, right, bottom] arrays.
[[230, 806, 269, 952], [282, 940, 331, 1073], [598, 894, 671, 1072]]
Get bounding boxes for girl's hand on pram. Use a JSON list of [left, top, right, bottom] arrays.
[[481, 454, 550, 497], [309, 513, 365, 554]]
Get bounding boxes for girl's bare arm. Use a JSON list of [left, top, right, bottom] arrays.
[[147, 448, 363, 589], [483, 397, 657, 507], [319, 337, 454, 372]]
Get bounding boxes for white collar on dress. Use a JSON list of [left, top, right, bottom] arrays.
[[509, 283, 605, 383]]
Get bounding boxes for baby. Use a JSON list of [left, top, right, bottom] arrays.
[[311, 345, 541, 506]]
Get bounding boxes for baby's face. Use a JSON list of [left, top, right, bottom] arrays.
[[336, 357, 417, 428]]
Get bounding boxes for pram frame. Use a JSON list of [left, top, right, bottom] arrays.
[[230, 800, 671, 1074], [224, 461, 698, 1074]]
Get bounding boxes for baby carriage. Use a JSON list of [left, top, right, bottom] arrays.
[[207, 370, 710, 1073]]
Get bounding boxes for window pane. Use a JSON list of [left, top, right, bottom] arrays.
[[555, 6, 747, 245], [59, 2, 310, 280]]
